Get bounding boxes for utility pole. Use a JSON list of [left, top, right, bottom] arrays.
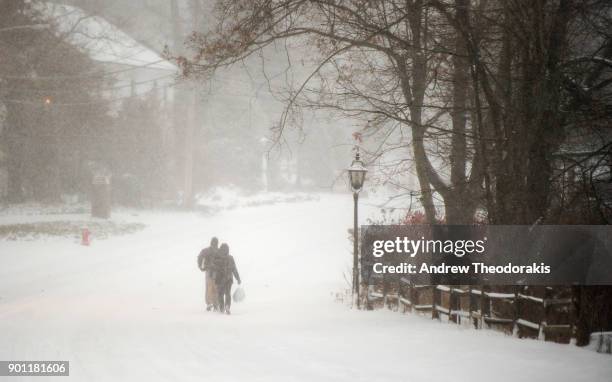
[[183, 0, 205, 208], [170, 0, 194, 208]]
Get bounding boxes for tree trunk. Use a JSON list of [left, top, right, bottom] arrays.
[[446, 0, 472, 224], [6, 136, 24, 203], [405, 0, 437, 224], [411, 124, 438, 224]]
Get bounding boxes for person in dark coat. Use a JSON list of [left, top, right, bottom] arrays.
[[197, 237, 219, 311], [214, 243, 241, 315]]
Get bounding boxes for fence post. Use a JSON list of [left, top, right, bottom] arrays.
[[432, 285, 438, 320], [448, 285, 459, 324], [413, 283, 419, 314], [400, 280, 406, 314], [480, 285, 487, 329], [513, 285, 521, 337], [570, 286, 577, 344], [541, 287, 551, 341], [468, 286, 474, 328], [382, 274, 388, 309]]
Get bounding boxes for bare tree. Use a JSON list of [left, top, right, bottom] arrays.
[[434, 0, 612, 224], [176, 0, 490, 223], [176, 0, 611, 224]]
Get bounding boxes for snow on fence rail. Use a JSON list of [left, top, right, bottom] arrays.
[[363, 276, 600, 349]]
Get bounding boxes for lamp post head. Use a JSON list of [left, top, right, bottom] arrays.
[[348, 148, 367, 193]]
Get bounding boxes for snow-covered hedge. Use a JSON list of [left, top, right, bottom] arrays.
[[196, 187, 319, 211]]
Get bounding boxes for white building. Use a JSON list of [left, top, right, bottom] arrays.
[[42, 2, 177, 108], [0, 3, 178, 201]]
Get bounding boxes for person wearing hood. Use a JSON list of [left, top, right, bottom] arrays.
[[197, 237, 219, 311], [214, 243, 241, 315]]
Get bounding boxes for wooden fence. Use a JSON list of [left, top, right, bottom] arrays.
[[365, 274, 579, 344]]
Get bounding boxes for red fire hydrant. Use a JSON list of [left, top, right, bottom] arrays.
[[81, 228, 91, 246]]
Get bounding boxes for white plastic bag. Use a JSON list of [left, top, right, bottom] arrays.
[[233, 286, 246, 303]]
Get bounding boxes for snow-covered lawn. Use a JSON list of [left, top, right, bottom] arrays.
[[0, 194, 610, 381]]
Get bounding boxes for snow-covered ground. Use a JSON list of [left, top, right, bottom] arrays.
[[0, 194, 610, 381]]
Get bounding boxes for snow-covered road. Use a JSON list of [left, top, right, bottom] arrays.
[[1, 195, 611, 381]]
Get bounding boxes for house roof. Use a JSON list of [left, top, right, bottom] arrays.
[[39, 3, 177, 72]]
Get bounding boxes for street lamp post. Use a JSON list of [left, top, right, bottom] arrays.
[[347, 148, 367, 308]]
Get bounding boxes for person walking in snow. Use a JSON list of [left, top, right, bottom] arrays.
[[214, 243, 241, 315], [197, 237, 219, 311]]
